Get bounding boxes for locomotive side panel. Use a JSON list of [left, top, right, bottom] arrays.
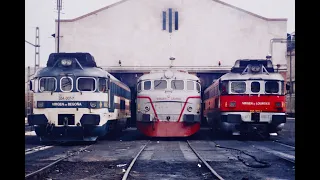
[[203, 80, 221, 127]]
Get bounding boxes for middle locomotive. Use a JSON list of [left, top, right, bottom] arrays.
[[136, 69, 202, 137]]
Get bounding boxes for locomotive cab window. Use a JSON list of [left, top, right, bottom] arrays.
[[98, 78, 108, 92], [39, 77, 57, 92], [196, 82, 201, 92], [137, 82, 142, 92], [231, 81, 246, 94], [60, 77, 73, 92], [154, 80, 167, 90], [77, 77, 96, 92], [251, 82, 260, 93], [187, 81, 194, 90], [144, 81, 151, 90], [171, 80, 184, 90], [265, 81, 279, 94], [220, 81, 229, 95]]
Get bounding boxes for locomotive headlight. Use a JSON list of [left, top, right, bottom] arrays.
[[229, 101, 236, 107], [164, 70, 174, 79], [61, 59, 72, 66], [145, 106, 150, 112], [61, 59, 67, 66], [187, 106, 192, 112], [66, 59, 72, 66], [275, 102, 282, 108], [251, 65, 261, 72], [90, 101, 97, 108], [37, 101, 44, 108]]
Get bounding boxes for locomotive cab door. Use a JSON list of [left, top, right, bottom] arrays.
[[108, 78, 115, 112], [29, 80, 33, 91]]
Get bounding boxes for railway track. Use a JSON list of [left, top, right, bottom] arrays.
[[25, 145, 92, 179], [239, 140, 295, 164], [25, 145, 54, 155], [252, 144, 295, 164], [121, 140, 224, 180], [25, 141, 68, 155], [272, 140, 295, 149]]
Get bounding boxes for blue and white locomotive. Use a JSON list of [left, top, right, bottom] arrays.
[[28, 52, 131, 142]]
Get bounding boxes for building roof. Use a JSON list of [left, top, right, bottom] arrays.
[[57, 0, 287, 22]]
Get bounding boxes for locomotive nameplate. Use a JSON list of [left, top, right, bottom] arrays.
[[52, 102, 82, 107], [156, 97, 182, 101], [242, 102, 270, 105]]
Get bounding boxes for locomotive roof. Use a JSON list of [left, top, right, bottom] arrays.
[[138, 70, 200, 82], [47, 52, 97, 67], [231, 59, 274, 73], [220, 72, 284, 81], [36, 52, 126, 83], [34, 66, 126, 86]]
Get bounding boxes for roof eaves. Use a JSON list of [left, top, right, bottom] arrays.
[[56, 0, 129, 22], [56, 0, 287, 23], [212, 0, 287, 21]]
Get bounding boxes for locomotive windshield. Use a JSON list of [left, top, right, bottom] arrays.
[[187, 81, 194, 90], [77, 77, 96, 91], [138, 79, 200, 92], [224, 80, 283, 95], [265, 81, 279, 93], [144, 81, 151, 90], [61, 77, 73, 92], [231, 81, 246, 93], [39, 77, 56, 92], [171, 80, 184, 90], [154, 80, 167, 90], [251, 81, 260, 93]]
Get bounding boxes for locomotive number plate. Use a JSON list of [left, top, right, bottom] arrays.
[[59, 94, 75, 101]]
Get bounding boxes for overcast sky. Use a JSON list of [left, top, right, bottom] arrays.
[[25, 0, 295, 68]]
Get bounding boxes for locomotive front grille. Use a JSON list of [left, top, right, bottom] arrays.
[[157, 114, 180, 122], [154, 102, 183, 115], [58, 114, 75, 125]]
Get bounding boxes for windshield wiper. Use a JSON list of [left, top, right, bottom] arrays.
[[62, 81, 71, 87], [172, 77, 177, 90], [155, 81, 162, 88]]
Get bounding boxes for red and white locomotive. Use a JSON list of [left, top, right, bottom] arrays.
[[136, 69, 202, 137], [203, 59, 286, 138]]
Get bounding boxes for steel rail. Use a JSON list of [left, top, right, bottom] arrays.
[[121, 141, 149, 180], [187, 140, 224, 180], [25, 145, 92, 179]]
